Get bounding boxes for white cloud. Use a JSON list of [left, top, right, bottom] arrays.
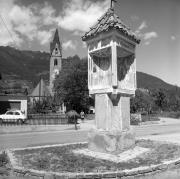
[[0, 0, 110, 47], [142, 32, 158, 45], [143, 32, 158, 40], [56, 0, 109, 33], [134, 20, 158, 45], [9, 5, 39, 41], [135, 21, 147, 35], [62, 40, 76, 50], [37, 30, 54, 45], [82, 42, 87, 48], [39, 2, 56, 26], [171, 35, 176, 41], [138, 21, 147, 31], [144, 41, 150, 46], [0, 0, 56, 46], [0, 0, 23, 46]]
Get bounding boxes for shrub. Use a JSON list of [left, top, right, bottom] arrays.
[[130, 113, 141, 125], [0, 151, 8, 167]]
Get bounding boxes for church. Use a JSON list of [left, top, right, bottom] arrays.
[[30, 29, 66, 113]]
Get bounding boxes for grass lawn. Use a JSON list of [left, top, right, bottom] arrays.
[[11, 140, 180, 173]]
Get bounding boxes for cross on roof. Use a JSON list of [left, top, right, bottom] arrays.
[[110, 0, 117, 9]]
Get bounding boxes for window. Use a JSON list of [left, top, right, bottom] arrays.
[[6, 111, 13, 115], [54, 59, 58, 66], [55, 48, 58, 54], [15, 112, 20, 115]]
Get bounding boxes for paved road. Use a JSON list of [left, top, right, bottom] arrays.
[[1, 123, 180, 150]]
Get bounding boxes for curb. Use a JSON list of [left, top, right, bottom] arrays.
[[5, 141, 180, 179]]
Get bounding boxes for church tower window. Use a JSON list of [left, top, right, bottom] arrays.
[[54, 59, 58, 66], [55, 47, 58, 54]]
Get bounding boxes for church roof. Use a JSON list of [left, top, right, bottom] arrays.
[[50, 29, 62, 55], [30, 78, 51, 97], [82, 8, 140, 44]]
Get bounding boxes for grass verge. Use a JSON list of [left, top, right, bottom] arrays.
[[12, 140, 180, 173]]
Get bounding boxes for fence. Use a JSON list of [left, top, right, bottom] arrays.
[[26, 113, 68, 125]]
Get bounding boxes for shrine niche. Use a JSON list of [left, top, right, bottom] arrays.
[[82, 6, 140, 154], [91, 55, 111, 89]]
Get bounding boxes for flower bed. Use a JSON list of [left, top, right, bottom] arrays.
[[10, 140, 180, 173]]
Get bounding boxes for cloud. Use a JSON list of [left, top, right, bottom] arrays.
[[143, 32, 158, 40], [0, 0, 56, 46], [138, 21, 147, 31], [82, 42, 87, 48], [37, 30, 54, 45], [0, 0, 22, 46], [171, 35, 176, 41], [57, 0, 109, 33], [135, 21, 147, 35], [0, 0, 110, 48], [143, 32, 158, 45], [39, 2, 56, 26], [9, 5, 39, 41], [62, 40, 76, 50], [144, 41, 150, 46]]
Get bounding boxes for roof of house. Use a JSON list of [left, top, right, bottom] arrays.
[[30, 78, 51, 97], [82, 8, 140, 44]]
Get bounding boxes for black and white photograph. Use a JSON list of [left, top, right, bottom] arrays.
[[0, 0, 180, 178]]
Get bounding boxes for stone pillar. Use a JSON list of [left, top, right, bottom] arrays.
[[88, 93, 135, 154]]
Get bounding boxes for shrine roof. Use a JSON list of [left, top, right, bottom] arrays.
[[82, 8, 140, 44]]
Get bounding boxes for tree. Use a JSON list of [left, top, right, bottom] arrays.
[[54, 56, 93, 113], [152, 88, 168, 111], [130, 89, 154, 114]]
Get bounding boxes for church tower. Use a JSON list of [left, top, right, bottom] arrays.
[[49, 29, 62, 94]]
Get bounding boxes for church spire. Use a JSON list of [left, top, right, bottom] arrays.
[[53, 29, 60, 44], [50, 28, 62, 55]]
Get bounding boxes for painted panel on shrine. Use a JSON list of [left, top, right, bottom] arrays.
[[91, 56, 112, 89], [117, 55, 136, 91]]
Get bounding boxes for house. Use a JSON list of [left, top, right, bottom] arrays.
[[0, 95, 27, 118]]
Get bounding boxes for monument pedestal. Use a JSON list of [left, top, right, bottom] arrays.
[[88, 93, 135, 154], [88, 128, 135, 154]]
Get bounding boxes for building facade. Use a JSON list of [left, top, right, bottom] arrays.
[[0, 95, 27, 117]]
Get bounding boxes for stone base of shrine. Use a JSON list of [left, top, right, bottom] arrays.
[[88, 128, 135, 155]]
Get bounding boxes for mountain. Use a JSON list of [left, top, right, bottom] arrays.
[[0, 46, 50, 86], [0, 46, 179, 92], [136, 72, 176, 90]]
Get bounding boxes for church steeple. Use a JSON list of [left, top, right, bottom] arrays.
[[50, 28, 62, 56], [49, 28, 62, 95]]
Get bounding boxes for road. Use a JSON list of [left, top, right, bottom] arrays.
[[1, 123, 180, 150]]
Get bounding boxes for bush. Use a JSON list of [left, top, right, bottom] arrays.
[[0, 151, 8, 167], [130, 113, 141, 125]]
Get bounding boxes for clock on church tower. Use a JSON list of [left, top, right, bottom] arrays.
[[49, 29, 62, 95]]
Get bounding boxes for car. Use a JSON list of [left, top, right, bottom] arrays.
[[0, 110, 26, 124]]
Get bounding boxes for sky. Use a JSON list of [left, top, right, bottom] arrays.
[[0, 0, 180, 86]]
